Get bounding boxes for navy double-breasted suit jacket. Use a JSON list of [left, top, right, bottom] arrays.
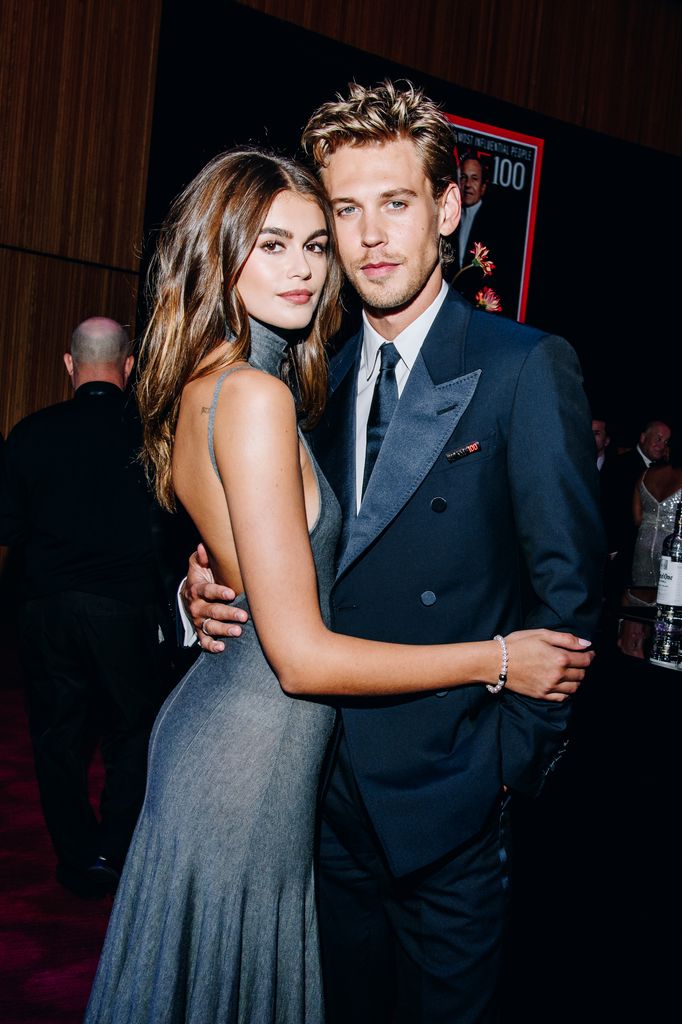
[[311, 286, 604, 878]]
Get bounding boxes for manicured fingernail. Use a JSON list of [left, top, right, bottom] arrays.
[[228, 627, 242, 637], [578, 638, 591, 647], [215, 642, 225, 651]]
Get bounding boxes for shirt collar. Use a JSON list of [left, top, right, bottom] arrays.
[[74, 381, 124, 399], [460, 199, 482, 222], [360, 280, 449, 381]]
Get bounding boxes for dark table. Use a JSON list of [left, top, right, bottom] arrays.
[[502, 608, 678, 1022]]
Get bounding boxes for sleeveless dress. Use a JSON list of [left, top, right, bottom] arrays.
[[84, 323, 341, 1024], [631, 482, 682, 587]]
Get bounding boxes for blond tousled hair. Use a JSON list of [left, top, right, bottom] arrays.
[[302, 79, 455, 200], [301, 80, 457, 265]]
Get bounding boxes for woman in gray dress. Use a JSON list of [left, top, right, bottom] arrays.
[[85, 150, 593, 1023]]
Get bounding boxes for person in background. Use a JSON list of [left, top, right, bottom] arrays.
[[602, 418, 672, 596], [0, 317, 166, 897], [456, 156, 488, 266], [631, 440, 682, 591], [618, 443, 682, 659]]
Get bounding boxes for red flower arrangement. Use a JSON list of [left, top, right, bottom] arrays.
[[452, 241, 503, 314], [474, 287, 503, 313], [469, 241, 496, 277]]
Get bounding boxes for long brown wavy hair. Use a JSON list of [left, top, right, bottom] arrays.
[[137, 149, 343, 510]]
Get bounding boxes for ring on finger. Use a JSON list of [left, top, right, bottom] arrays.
[[200, 617, 213, 638]]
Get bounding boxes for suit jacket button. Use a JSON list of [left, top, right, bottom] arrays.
[[431, 496, 447, 513], [420, 591, 437, 606]]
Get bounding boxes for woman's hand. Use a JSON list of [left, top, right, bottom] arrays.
[[502, 630, 594, 701]]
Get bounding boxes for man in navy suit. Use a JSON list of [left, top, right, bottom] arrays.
[[186, 82, 603, 1023]]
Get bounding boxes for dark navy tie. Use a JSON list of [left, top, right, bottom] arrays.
[[362, 342, 401, 497]]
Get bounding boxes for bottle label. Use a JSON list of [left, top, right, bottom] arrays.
[[656, 557, 682, 606]]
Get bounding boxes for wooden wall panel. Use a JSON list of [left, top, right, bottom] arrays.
[[0, 250, 138, 437], [0, 0, 161, 268], [236, 0, 682, 156], [0, 0, 161, 444]]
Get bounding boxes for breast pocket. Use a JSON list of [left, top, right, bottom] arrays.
[[431, 428, 501, 477]]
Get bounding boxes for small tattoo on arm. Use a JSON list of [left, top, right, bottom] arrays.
[[201, 406, 211, 415]]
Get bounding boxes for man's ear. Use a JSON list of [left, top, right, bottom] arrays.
[[438, 181, 461, 238], [123, 354, 135, 385], [63, 352, 74, 379]]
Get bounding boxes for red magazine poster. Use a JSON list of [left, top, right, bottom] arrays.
[[444, 113, 544, 323]]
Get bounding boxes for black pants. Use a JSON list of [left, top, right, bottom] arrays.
[[19, 590, 165, 871], [318, 732, 511, 1024]]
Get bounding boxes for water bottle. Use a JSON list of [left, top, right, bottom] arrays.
[[650, 501, 682, 667]]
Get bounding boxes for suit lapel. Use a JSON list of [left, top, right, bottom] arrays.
[[336, 288, 480, 580]]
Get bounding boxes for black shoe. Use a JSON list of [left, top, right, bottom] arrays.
[[87, 856, 120, 894]]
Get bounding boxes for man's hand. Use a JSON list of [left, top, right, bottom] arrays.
[[183, 543, 248, 653]]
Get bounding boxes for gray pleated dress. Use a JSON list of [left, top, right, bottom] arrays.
[[84, 323, 340, 1023]]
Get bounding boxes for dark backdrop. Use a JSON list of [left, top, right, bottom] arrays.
[[142, 0, 682, 446]]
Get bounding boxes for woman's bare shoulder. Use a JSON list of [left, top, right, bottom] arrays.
[[182, 363, 293, 418], [217, 365, 294, 420], [642, 464, 682, 502]]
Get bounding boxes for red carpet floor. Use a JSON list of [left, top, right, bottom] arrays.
[[1, 627, 111, 1024]]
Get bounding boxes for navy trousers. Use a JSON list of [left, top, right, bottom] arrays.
[[318, 730, 511, 1024]]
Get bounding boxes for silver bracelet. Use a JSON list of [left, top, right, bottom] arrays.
[[487, 634, 508, 694]]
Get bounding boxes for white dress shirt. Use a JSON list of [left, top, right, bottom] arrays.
[[354, 280, 449, 511]]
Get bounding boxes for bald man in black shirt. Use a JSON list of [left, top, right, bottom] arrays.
[[0, 318, 165, 897]]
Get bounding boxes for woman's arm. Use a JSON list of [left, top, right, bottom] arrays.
[[214, 372, 592, 700]]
